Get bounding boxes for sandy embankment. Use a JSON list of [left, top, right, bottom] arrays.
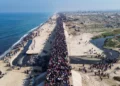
[[63, 22, 104, 86], [63, 22, 103, 56], [26, 20, 56, 55], [0, 14, 59, 86], [63, 14, 120, 86]]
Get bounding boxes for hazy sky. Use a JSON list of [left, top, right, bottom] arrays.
[[0, 0, 120, 13]]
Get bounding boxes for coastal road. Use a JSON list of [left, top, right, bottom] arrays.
[[12, 40, 32, 66]]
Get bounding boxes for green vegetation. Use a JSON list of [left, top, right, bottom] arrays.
[[104, 36, 120, 48], [116, 44, 120, 48], [92, 35, 103, 39], [104, 38, 117, 47], [92, 29, 120, 39]]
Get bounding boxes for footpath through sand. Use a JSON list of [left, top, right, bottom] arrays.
[[71, 70, 82, 86]]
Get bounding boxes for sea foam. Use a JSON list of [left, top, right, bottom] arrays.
[[0, 24, 43, 59]]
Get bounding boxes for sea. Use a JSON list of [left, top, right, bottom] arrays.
[[0, 12, 52, 57]]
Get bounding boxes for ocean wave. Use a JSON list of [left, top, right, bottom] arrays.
[[0, 24, 43, 59], [0, 13, 52, 59]]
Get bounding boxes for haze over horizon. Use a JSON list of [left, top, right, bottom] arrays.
[[0, 0, 120, 13]]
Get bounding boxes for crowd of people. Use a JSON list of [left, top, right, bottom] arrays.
[[45, 17, 72, 86], [0, 70, 6, 78], [80, 57, 118, 81]]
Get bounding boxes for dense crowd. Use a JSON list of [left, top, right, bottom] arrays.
[[45, 17, 72, 86], [81, 57, 118, 81]]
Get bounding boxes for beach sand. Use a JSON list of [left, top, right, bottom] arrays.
[[26, 21, 56, 55], [0, 61, 30, 86], [71, 62, 120, 86]]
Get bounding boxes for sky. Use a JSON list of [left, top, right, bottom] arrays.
[[0, 0, 120, 13]]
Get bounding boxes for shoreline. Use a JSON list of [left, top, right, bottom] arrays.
[[4, 14, 58, 67], [0, 17, 50, 59], [0, 14, 58, 86]]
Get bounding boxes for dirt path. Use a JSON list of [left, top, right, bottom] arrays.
[[71, 70, 82, 86]]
